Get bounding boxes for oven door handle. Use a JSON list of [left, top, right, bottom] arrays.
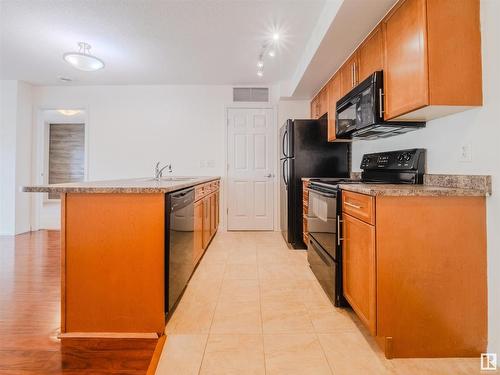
[[309, 189, 336, 198], [337, 215, 344, 246]]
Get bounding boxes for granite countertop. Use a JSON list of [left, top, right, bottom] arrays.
[[22, 176, 220, 194], [303, 174, 492, 197]]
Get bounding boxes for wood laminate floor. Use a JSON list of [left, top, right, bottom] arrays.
[[0, 230, 157, 374], [157, 231, 493, 375]]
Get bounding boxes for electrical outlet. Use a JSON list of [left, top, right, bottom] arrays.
[[207, 160, 215, 168], [199, 160, 206, 168], [459, 144, 472, 162]]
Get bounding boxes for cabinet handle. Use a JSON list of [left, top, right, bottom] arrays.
[[345, 201, 362, 209], [379, 88, 384, 117], [351, 64, 354, 87], [354, 62, 357, 85]]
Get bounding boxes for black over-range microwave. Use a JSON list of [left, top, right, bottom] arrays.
[[335, 71, 426, 140]]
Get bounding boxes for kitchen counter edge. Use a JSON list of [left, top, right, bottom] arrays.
[[22, 177, 221, 194], [302, 174, 491, 197]]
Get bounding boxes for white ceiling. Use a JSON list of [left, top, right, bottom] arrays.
[[289, 0, 398, 98], [0, 0, 326, 86]]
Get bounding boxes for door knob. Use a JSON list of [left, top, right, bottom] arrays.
[[265, 173, 274, 178]]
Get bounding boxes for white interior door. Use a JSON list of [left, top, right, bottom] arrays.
[[227, 108, 274, 230]]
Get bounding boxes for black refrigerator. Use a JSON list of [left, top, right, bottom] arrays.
[[279, 118, 350, 249]]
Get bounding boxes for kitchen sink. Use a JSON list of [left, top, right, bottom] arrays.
[[141, 177, 196, 182]]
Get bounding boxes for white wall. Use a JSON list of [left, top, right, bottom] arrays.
[[32, 85, 272, 230], [0, 80, 33, 235], [277, 100, 310, 127], [15, 81, 33, 234], [33, 85, 232, 179], [0, 81, 17, 235], [351, 0, 500, 353]]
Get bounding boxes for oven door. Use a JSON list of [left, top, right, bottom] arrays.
[[307, 188, 338, 260], [307, 236, 336, 303]]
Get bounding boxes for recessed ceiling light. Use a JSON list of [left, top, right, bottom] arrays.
[[257, 69, 264, 77], [63, 42, 104, 71], [272, 33, 280, 41], [268, 49, 276, 58], [257, 60, 264, 68], [57, 109, 82, 116]]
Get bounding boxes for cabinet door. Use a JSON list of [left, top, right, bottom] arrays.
[[343, 213, 376, 335], [310, 96, 319, 119], [318, 88, 328, 118], [210, 193, 216, 238], [383, 0, 428, 119], [202, 196, 211, 248], [215, 190, 219, 230], [358, 25, 384, 83], [340, 53, 359, 98], [327, 73, 341, 142], [193, 200, 204, 264]]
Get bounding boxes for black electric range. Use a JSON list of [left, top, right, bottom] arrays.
[[306, 149, 426, 307]]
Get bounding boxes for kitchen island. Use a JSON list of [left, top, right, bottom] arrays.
[[23, 177, 220, 338]]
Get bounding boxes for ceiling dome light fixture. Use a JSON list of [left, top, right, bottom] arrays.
[[63, 42, 104, 71], [272, 33, 280, 41]]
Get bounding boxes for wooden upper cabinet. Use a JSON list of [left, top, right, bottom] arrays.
[[327, 73, 341, 142], [318, 87, 328, 118], [383, 0, 429, 120], [343, 213, 376, 335], [340, 52, 359, 98], [384, 0, 482, 120], [358, 25, 384, 83], [310, 95, 319, 119]]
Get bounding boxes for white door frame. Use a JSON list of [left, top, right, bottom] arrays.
[[224, 104, 277, 232], [32, 106, 90, 231]]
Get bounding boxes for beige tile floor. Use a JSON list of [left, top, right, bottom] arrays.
[[155, 231, 493, 375]]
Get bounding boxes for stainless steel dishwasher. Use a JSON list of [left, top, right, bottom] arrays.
[[166, 187, 195, 314]]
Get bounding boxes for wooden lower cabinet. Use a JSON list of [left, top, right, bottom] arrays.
[[193, 200, 204, 264], [215, 191, 219, 229], [202, 195, 211, 248], [342, 213, 376, 335], [342, 190, 487, 358], [210, 193, 216, 237], [302, 181, 309, 244], [197, 182, 220, 255]]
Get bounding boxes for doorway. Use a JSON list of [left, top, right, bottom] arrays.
[[34, 109, 88, 230], [226, 108, 274, 230]]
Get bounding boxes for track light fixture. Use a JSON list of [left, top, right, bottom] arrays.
[[255, 32, 280, 77]]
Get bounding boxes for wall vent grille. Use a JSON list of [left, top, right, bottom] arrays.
[[233, 87, 269, 102]]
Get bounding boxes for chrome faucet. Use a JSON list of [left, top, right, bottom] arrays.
[[154, 162, 172, 180]]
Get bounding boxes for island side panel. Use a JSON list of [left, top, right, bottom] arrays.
[[61, 193, 67, 333], [376, 196, 487, 358], [64, 193, 165, 335]]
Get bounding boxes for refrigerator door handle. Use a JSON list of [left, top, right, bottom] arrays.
[[282, 129, 288, 158], [282, 159, 288, 186]]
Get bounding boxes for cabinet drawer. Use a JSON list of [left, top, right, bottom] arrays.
[[342, 191, 375, 225], [195, 185, 205, 201]]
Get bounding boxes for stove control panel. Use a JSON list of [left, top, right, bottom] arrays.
[[360, 149, 426, 171]]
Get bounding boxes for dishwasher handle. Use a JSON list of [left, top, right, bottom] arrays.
[[170, 188, 195, 211]]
